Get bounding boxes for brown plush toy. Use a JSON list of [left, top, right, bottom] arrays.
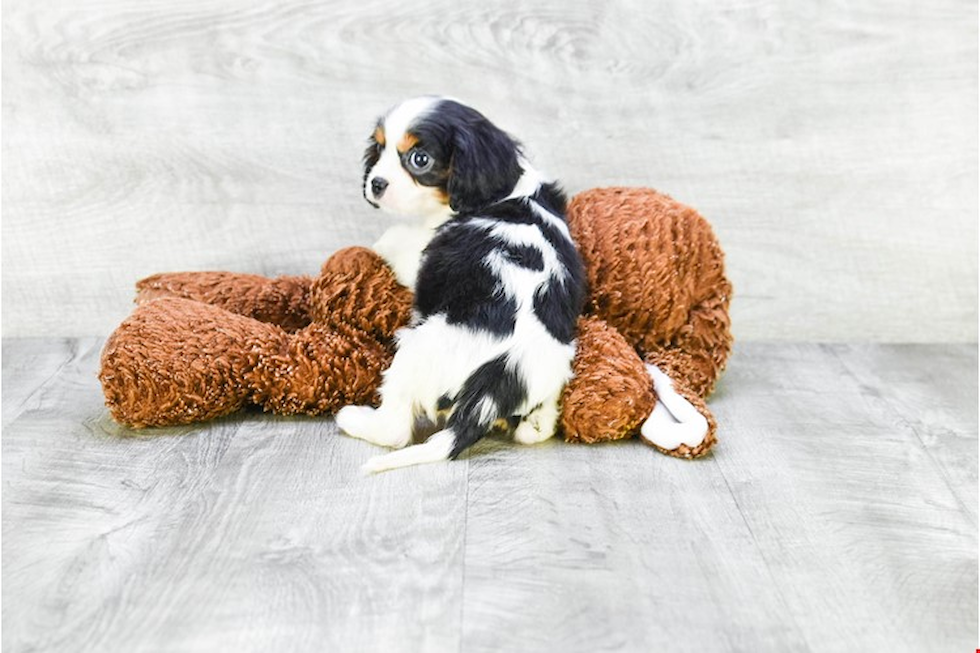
[[99, 187, 732, 458]]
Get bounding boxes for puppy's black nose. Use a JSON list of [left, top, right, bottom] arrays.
[[371, 177, 389, 198]]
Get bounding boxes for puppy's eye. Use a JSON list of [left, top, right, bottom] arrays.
[[406, 149, 434, 174]]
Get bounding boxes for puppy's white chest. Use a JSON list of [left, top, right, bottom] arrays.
[[372, 224, 434, 290]]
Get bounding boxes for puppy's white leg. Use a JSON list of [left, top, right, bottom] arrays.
[[640, 364, 708, 450], [336, 402, 413, 449], [361, 429, 457, 474], [513, 394, 560, 445], [337, 332, 433, 448]]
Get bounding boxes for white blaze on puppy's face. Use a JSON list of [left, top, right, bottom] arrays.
[[364, 96, 453, 224]]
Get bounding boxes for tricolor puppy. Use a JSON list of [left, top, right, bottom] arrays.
[[336, 96, 586, 473]]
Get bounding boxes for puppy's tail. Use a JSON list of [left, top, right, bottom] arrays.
[[360, 355, 524, 473], [445, 354, 525, 459]]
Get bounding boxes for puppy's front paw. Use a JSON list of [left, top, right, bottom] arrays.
[[335, 405, 376, 441]]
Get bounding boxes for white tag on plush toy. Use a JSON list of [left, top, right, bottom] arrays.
[[640, 364, 708, 450]]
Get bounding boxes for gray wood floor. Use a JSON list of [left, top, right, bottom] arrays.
[[2, 338, 976, 652]]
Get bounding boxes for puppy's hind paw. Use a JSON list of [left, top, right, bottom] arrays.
[[336, 405, 412, 449], [513, 418, 551, 445]]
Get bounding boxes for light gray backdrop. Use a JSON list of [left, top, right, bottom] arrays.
[[3, 0, 977, 341]]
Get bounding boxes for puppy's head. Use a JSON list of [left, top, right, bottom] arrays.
[[363, 97, 524, 219]]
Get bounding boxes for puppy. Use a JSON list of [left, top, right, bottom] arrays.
[[336, 96, 586, 473]]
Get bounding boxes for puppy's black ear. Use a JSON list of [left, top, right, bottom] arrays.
[[362, 119, 384, 185], [447, 112, 523, 214]]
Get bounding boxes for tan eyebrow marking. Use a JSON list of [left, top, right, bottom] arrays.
[[397, 132, 419, 154]]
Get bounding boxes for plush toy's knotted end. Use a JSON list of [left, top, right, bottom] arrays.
[[560, 316, 656, 444], [99, 297, 281, 427], [99, 247, 414, 429]]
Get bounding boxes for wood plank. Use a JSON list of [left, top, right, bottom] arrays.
[[459, 343, 977, 652], [2, 337, 100, 428], [831, 344, 978, 523], [459, 439, 811, 652], [2, 339, 976, 651], [712, 343, 977, 653], [2, 337, 467, 652], [2, 0, 977, 340], [2, 201, 391, 343]]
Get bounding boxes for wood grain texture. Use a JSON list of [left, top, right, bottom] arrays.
[[2, 0, 977, 340], [2, 337, 468, 653], [2, 338, 976, 652]]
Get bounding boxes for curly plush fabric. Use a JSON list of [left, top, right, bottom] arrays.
[[99, 188, 732, 457], [100, 248, 412, 427], [136, 272, 314, 332], [567, 187, 733, 400], [560, 316, 655, 444]]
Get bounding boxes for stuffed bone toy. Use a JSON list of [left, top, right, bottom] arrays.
[[100, 186, 731, 458]]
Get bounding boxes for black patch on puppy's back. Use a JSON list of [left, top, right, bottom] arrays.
[[499, 242, 544, 271], [533, 267, 585, 345], [415, 222, 518, 337], [449, 197, 587, 344]]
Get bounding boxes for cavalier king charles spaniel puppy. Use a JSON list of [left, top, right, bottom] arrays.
[[336, 96, 586, 473]]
